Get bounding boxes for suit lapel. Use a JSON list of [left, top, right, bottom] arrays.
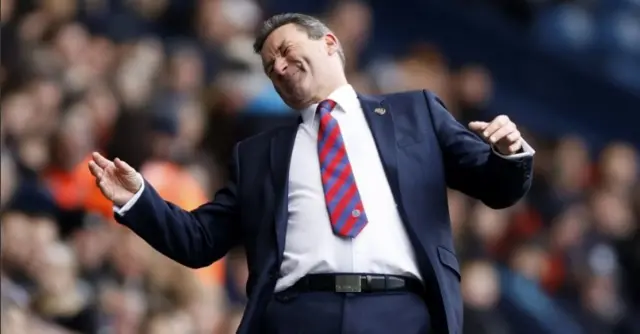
[[269, 120, 300, 265], [358, 94, 403, 206]]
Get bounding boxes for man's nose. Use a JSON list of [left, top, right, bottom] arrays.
[[273, 58, 288, 76]]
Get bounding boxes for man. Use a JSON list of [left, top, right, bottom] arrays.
[[89, 13, 534, 334]]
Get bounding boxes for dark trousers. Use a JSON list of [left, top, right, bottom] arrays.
[[263, 290, 431, 334]]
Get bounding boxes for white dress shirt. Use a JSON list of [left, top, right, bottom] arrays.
[[275, 84, 423, 291], [115, 85, 535, 293]]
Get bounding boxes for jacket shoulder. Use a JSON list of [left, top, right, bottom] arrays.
[[373, 89, 447, 110], [376, 89, 425, 100], [235, 122, 297, 154]]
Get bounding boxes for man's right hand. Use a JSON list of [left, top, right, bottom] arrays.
[[88, 152, 142, 207]]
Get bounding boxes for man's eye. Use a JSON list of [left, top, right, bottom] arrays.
[[265, 63, 274, 74]]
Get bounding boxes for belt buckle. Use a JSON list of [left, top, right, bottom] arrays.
[[335, 275, 362, 293]]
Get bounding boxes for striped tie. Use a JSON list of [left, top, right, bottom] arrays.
[[317, 99, 368, 238]]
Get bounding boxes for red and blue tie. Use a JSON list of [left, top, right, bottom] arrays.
[[317, 99, 368, 238]]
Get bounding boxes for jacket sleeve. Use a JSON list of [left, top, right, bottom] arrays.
[[425, 90, 533, 209], [115, 144, 243, 268]]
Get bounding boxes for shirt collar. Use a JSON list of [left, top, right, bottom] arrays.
[[300, 84, 358, 125]]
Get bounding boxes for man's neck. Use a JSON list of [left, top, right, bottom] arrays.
[[311, 79, 349, 105]]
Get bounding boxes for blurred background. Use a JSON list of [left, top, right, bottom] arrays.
[[0, 0, 639, 333]]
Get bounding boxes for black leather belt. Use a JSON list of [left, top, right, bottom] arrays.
[[286, 274, 424, 295]]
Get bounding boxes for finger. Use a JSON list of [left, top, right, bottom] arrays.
[[88, 161, 104, 179], [508, 140, 522, 154], [92, 152, 112, 169], [505, 130, 521, 144], [483, 115, 510, 138], [114, 158, 135, 174], [488, 124, 516, 144], [468, 121, 489, 133]]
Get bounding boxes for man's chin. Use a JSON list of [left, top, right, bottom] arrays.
[[281, 93, 312, 111], [283, 99, 307, 111]]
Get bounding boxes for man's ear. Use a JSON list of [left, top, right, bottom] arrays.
[[324, 33, 340, 56]]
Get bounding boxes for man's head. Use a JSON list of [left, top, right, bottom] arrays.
[[254, 13, 346, 110]]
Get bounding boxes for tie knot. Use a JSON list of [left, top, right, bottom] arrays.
[[316, 99, 337, 115]]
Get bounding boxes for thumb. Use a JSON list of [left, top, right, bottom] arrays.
[[114, 158, 136, 175], [468, 121, 489, 133]]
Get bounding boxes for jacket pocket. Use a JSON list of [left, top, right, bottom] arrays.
[[437, 246, 461, 281]]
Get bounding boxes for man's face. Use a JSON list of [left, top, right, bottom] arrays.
[[261, 23, 336, 109]]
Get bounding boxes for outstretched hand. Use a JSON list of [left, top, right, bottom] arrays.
[[88, 152, 142, 207]]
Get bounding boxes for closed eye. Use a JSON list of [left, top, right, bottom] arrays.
[[265, 61, 274, 75]]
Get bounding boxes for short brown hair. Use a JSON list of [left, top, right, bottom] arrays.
[[253, 13, 345, 66]]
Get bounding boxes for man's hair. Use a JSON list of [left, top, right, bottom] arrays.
[[253, 13, 346, 66]]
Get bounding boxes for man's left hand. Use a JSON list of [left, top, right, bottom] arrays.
[[468, 115, 522, 155]]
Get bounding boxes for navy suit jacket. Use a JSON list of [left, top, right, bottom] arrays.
[[116, 90, 533, 334]]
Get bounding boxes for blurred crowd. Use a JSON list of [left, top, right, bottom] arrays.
[[0, 0, 638, 334], [486, 0, 640, 90]]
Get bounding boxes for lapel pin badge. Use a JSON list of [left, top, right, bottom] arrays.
[[374, 107, 386, 115]]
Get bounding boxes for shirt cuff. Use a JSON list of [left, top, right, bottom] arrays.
[[113, 173, 145, 216], [492, 139, 535, 160]]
